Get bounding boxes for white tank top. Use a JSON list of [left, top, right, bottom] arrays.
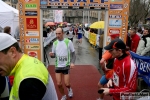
[[68, 31, 74, 38]]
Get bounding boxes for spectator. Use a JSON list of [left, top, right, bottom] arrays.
[[97, 33, 119, 100], [126, 29, 131, 50], [43, 25, 47, 38], [14, 26, 20, 40], [136, 28, 150, 56], [99, 31, 104, 60], [101, 38, 137, 100], [136, 28, 143, 38], [4, 26, 11, 35], [129, 28, 140, 52]]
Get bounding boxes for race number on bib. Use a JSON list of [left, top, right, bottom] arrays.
[[58, 56, 68, 62], [113, 72, 119, 86]]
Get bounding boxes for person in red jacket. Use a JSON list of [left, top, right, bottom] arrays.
[[101, 38, 138, 100], [129, 29, 140, 52]]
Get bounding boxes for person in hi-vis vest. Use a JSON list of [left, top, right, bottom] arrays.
[[0, 33, 58, 100]]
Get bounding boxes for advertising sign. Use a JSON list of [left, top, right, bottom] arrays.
[[26, 45, 40, 50], [25, 4, 37, 9], [19, 0, 130, 62], [25, 11, 37, 16], [26, 18, 37, 29], [40, 0, 109, 9], [26, 38, 39, 43], [109, 19, 122, 27], [109, 29, 120, 35], [28, 51, 38, 58], [110, 4, 123, 10], [24, 0, 35, 2], [109, 15, 122, 18], [107, 0, 130, 44], [19, 0, 41, 60], [25, 31, 39, 36]]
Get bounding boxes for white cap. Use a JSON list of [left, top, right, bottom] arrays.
[[0, 33, 17, 51]]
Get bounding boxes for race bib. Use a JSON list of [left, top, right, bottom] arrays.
[[58, 56, 68, 62], [113, 72, 119, 86]]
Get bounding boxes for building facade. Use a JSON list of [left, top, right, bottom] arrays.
[[63, 10, 105, 24]]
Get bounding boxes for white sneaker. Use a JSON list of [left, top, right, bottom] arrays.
[[61, 95, 67, 100], [68, 88, 73, 98]]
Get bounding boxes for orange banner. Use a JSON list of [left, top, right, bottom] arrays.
[[107, 0, 130, 44], [18, 0, 41, 60]]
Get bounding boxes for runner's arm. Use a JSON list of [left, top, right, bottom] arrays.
[[71, 52, 76, 64], [69, 41, 76, 64], [109, 62, 137, 93], [19, 78, 46, 100], [51, 43, 56, 58]]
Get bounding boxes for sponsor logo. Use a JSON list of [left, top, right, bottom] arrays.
[[28, 51, 38, 58], [110, 10, 122, 14], [26, 18, 37, 29], [40, 0, 48, 5], [25, 11, 37, 16], [120, 92, 149, 99], [26, 45, 40, 50], [25, 31, 39, 36], [109, 29, 120, 34], [109, 19, 122, 27], [25, 4, 37, 9], [110, 4, 123, 10], [109, 15, 122, 18], [26, 38, 39, 43], [24, 0, 35, 2]]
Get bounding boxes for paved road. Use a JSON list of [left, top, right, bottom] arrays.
[[45, 35, 104, 74]]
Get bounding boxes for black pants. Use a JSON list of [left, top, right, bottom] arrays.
[[99, 48, 103, 60], [68, 38, 73, 42]]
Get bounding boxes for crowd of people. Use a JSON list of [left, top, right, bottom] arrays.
[[97, 27, 150, 100], [0, 23, 85, 100], [1, 23, 149, 100]]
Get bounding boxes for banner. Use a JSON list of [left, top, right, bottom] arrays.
[[107, 0, 130, 45], [19, 0, 42, 60], [130, 51, 150, 86], [54, 10, 63, 23], [89, 33, 97, 46], [44, 31, 56, 47]]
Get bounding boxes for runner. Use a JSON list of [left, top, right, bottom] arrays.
[[0, 76, 9, 100], [100, 38, 137, 100], [77, 25, 83, 45], [49, 28, 76, 100], [66, 27, 75, 42], [0, 33, 58, 100]]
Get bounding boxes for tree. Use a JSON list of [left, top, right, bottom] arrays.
[[129, 0, 150, 27]]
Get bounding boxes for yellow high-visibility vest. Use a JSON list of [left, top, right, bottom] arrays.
[[9, 54, 48, 100]]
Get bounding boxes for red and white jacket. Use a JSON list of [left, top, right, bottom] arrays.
[[109, 55, 138, 100]]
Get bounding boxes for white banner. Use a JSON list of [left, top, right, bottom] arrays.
[[54, 10, 63, 23], [44, 31, 56, 47], [83, 29, 89, 39]]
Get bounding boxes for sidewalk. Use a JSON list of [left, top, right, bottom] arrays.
[[48, 65, 112, 100]]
